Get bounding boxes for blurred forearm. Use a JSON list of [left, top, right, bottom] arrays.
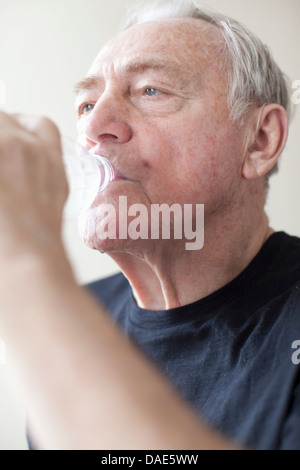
[[0, 250, 237, 450]]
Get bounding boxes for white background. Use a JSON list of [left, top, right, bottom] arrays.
[[0, 0, 299, 449]]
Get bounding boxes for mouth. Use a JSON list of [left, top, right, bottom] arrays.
[[88, 145, 129, 183], [111, 166, 128, 182]]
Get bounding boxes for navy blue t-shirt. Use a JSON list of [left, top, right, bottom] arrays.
[[87, 232, 300, 450]]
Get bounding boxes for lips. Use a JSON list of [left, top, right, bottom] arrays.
[[89, 145, 128, 181], [112, 167, 128, 181]]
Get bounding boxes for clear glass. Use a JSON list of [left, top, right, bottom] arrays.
[[62, 137, 114, 220]]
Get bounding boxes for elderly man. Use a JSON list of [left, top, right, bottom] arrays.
[[0, 1, 299, 450]]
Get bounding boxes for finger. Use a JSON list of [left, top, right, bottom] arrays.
[[0, 111, 24, 129], [12, 113, 62, 148], [0, 112, 62, 156]]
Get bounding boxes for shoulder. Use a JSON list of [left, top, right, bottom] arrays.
[[256, 231, 300, 287], [264, 231, 300, 265]]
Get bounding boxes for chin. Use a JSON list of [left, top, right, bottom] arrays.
[[77, 208, 99, 250], [77, 205, 135, 254], [78, 182, 152, 253]]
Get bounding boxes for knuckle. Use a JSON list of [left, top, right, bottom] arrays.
[[0, 130, 23, 154], [0, 130, 37, 162], [36, 117, 62, 153], [38, 116, 60, 137]]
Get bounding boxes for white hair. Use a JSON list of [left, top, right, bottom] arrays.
[[123, 0, 291, 123]]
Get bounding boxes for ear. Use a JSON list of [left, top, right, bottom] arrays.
[[242, 104, 289, 180]]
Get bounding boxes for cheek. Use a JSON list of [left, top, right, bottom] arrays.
[[164, 124, 244, 203]]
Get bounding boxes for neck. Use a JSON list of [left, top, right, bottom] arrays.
[[107, 186, 272, 310]]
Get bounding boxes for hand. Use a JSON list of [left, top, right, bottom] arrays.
[[0, 112, 68, 261]]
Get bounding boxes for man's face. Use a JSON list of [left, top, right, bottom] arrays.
[[75, 18, 247, 252]]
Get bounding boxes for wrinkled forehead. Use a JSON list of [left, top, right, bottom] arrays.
[[88, 18, 223, 77]]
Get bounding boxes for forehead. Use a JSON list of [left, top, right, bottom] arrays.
[[88, 18, 223, 78]]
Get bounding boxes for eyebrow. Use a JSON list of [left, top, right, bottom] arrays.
[[74, 59, 190, 96], [74, 75, 103, 95]]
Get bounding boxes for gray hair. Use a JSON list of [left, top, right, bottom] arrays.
[[123, 0, 291, 124]]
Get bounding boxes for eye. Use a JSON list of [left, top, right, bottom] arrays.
[[80, 103, 95, 115], [144, 87, 161, 97]]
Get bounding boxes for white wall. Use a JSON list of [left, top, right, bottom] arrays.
[[0, 0, 299, 449]]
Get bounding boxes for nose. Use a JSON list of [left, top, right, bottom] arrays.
[[82, 91, 133, 147]]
